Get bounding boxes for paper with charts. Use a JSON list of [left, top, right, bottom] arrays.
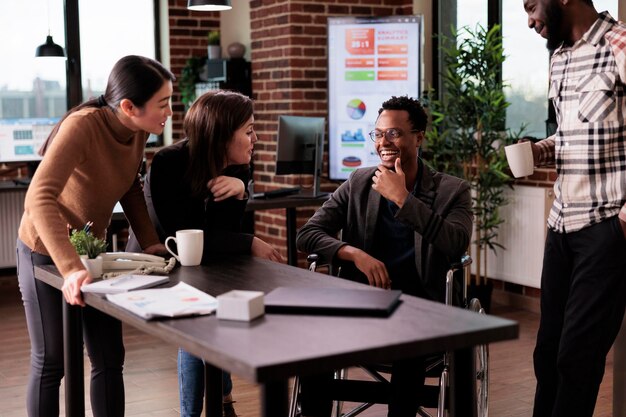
[[106, 282, 217, 319]]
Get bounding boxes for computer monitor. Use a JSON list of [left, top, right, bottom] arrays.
[[275, 115, 326, 197], [0, 118, 57, 164], [0, 118, 57, 183]]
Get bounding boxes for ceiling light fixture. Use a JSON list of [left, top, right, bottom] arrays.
[[187, 0, 232, 11], [35, 0, 65, 57], [36, 35, 65, 57]]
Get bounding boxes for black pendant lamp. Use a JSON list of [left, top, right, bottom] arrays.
[[35, 34, 65, 57], [187, 0, 232, 11], [36, 0, 65, 58]]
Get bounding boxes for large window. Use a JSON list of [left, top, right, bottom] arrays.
[[0, 1, 158, 164], [457, 0, 487, 33], [502, 5, 549, 138], [503, 0, 617, 138], [448, 0, 619, 139], [0, 1, 67, 121], [79, 0, 156, 99]]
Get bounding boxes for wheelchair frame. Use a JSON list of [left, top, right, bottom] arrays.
[[288, 254, 489, 417]]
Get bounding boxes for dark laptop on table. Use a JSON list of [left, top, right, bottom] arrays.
[[264, 287, 402, 317]]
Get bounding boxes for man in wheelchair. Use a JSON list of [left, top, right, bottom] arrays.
[[295, 95, 473, 416]]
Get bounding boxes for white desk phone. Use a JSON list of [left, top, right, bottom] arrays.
[[100, 252, 168, 270]]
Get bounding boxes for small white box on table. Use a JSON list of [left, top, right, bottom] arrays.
[[216, 290, 265, 321]]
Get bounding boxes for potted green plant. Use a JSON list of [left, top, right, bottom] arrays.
[[425, 24, 521, 311], [207, 30, 221, 60], [179, 57, 206, 109], [70, 222, 108, 278]]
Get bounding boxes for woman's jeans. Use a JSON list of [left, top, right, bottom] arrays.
[[178, 348, 233, 417], [16, 239, 125, 417]]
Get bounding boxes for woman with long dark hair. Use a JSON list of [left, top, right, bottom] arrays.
[[17, 55, 174, 417], [127, 90, 282, 417]]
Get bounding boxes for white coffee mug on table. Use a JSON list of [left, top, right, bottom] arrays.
[[165, 229, 204, 266], [505, 141, 534, 178]]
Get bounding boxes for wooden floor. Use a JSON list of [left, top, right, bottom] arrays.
[[0, 273, 614, 417]]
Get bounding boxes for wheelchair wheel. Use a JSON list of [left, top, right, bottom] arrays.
[[469, 298, 489, 417]]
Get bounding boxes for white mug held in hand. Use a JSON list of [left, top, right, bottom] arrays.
[[165, 229, 204, 266], [505, 141, 534, 178]]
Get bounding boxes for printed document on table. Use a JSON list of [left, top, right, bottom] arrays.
[[81, 274, 170, 294], [106, 282, 217, 319]]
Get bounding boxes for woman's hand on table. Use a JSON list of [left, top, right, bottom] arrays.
[[143, 243, 168, 256], [251, 236, 283, 263], [62, 270, 92, 307]]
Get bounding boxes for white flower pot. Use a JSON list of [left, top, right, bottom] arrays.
[[207, 45, 221, 60], [80, 255, 103, 278]]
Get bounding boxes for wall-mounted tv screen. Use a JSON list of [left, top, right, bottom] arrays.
[[0, 118, 58, 163], [327, 15, 423, 180]]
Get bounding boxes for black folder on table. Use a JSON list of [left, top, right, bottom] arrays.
[[264, 287, 402, 317]]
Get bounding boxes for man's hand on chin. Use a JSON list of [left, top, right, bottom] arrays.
[[372, 158, 409, 207]]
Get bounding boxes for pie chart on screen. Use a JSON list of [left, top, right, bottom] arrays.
[[346, 99, 366, 120]]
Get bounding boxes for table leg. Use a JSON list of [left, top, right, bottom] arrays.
[[613, 314, 626, 417], [450, 347, 475, 417], [63, 301, 85, 417], [261, 380, 289, 417], [286, 207, 297, 266], [204, 363, 223, 417]]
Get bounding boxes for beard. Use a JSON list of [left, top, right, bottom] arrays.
[[545, 1, 565, 51]]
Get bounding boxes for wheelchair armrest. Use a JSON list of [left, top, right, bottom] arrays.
[[450, 254, 472, 272], [307, 253, 327, 272], [306, 253, 319, 266], [307, 253, 332, 273], [306, 253, 340, 275]]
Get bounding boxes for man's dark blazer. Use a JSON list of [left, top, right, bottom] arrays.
[[296, 160, 473, 302]]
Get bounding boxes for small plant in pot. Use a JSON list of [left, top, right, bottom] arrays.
[[69, 222, 108, 278], [207, 30, 221, 59]]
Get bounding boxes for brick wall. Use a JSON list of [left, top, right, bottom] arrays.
[[168, 0, 220, 141], [248, 0, 413, 264]]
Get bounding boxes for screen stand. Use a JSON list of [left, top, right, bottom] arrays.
[[292, 132, 329, 199]]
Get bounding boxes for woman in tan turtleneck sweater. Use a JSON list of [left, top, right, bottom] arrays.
[[16, 55, 174, 417]]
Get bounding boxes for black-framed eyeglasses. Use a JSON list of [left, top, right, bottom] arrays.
[[368, 128, 420, 143]]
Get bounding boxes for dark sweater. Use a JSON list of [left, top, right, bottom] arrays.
[[127, 139, 254, 261]]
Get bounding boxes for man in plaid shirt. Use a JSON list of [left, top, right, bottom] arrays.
[[523, 1, 626, 416]]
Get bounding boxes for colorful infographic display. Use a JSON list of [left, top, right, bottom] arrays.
[[328, 16, 422, 180]]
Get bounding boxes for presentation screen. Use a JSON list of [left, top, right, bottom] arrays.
[[327, 15, 423, 180], [0, 118, 58, 163]]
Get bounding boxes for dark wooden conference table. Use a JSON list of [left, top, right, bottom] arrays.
[[35, 256, 518, 417]]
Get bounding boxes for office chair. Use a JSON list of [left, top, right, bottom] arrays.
[[288, 254, 488, 417]]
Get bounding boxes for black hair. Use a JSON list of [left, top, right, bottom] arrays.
[[378, 95, 428, 132], [40, 55, 175, 155], [184, 90, 254, 197]]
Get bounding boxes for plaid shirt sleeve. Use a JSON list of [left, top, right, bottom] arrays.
[[535, 135, 555, 167]]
